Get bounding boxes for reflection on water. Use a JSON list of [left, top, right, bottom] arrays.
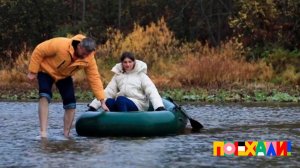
[[0, 102, 299, 167], [40, 138, 84, 153]]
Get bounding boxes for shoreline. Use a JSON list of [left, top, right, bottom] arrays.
[[1, 87, 299, 103]]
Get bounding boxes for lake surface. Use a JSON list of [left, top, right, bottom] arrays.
[[0, 102, 299, 167]]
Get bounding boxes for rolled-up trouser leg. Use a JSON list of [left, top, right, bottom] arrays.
[[37, 72, 54, 102], [56, 76, 76, 109]]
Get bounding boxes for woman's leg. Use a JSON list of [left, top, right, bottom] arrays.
[[105, 98, 117, 111], [115, 96, 138, 112]]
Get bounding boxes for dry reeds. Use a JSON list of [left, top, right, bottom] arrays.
[[0, 18, 273, 91], [172, 39, 272, 88], [0, 49, 31, 89]]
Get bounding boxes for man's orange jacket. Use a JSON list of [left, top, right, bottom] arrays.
[[28, 34, 105, 100]]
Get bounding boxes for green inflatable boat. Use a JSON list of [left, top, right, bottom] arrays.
[[75, 98, 188, 137]]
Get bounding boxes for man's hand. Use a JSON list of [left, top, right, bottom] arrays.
[[100, 100, 110, 111], [27, 72, 37, 81], [101, 103, 110, 111]]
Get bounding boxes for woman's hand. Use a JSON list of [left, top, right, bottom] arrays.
[[155, 106, 166, 111]]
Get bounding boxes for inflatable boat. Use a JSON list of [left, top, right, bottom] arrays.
[[75, 98, 188, 137]]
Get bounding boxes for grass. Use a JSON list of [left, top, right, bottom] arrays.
[[1, 87, 299, 103]]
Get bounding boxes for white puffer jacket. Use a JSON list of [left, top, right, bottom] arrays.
[[89, 60, 164, 111]]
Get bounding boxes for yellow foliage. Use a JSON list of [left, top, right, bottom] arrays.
[[95, 19, 275, 89], [97, 18, 180, 68], [281, 66, 300, 84], [0, 17, 278, 90], [255, 61, 273, 81]]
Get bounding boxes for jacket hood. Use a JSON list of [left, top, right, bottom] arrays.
[[71, 34, 86, 41], [111, 60, 147, 74]]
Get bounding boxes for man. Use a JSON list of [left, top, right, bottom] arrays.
[[27, 34, 109, 138]]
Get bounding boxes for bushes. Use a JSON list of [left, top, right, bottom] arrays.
[[265, 48, 300, 85], [0, 18, 296, 96], [174, 39, 274, 88], [96, 19, 272, 89]]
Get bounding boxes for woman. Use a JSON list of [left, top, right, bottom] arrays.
[[89, 52, 165, 112]]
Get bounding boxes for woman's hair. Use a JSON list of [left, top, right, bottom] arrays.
[[120, 52, 135, 62]]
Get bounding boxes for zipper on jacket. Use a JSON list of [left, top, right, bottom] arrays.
[[57, 60, 65, 69]]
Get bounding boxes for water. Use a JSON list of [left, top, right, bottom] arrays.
[[0, 102, 299, 167]]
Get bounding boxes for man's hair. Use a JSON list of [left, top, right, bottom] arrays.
[[80, 37, 96, 52]]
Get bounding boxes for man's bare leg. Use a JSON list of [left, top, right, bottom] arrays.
[[64, 108, 75, 137], [38, 97, 49, 137]]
